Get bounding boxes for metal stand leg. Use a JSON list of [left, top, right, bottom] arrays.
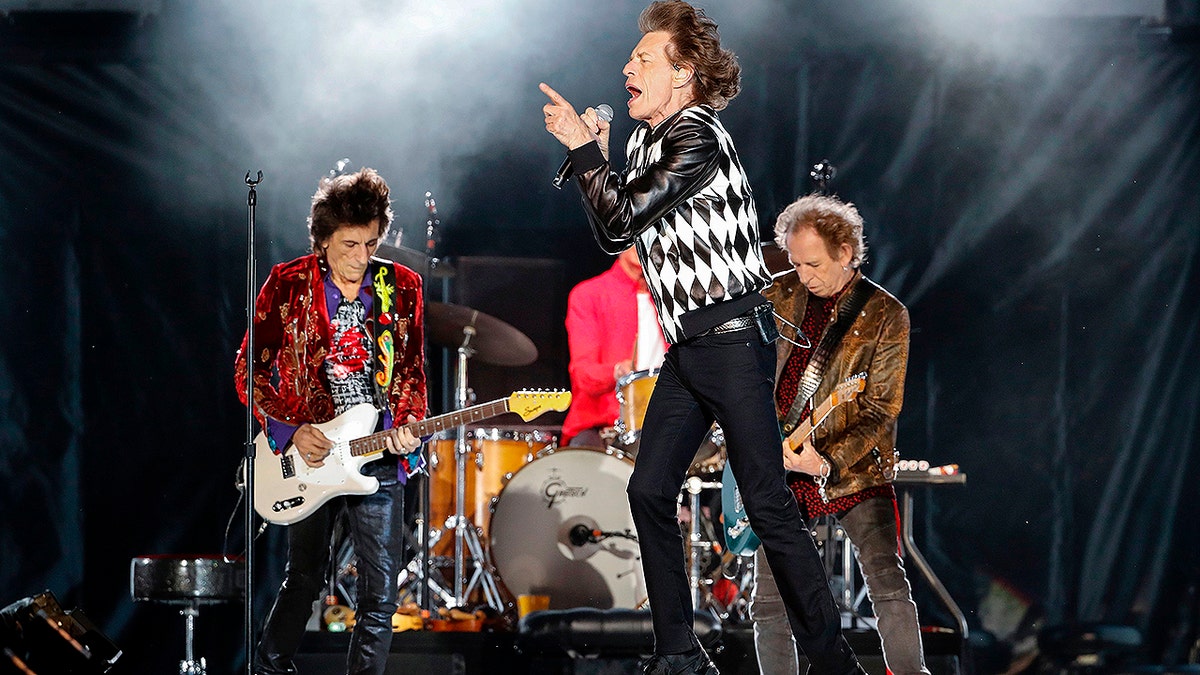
[[442, 324, 504, 611], [179, 603, 206, 675], [817, 516, 871, 627], [397, 517, 456, 607], [684, 477, 722, 610], [837, 522, 862, 622], [901, 489, 969, 638], [460, 520, 504, 610], [689, 487, 704, 609]]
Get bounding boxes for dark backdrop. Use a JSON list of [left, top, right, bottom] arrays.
[[1, 2, 1197, 673]]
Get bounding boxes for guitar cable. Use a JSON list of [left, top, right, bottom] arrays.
[[223, 479, 269, 565]]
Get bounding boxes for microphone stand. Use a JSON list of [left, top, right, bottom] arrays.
[[242, 170, 263, 675], [418, 191, 440, 613]]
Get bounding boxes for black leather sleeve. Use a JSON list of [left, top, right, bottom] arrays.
[[575, 115, 721, 254]]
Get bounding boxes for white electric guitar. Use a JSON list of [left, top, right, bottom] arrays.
[[250, 390, 571, 525]]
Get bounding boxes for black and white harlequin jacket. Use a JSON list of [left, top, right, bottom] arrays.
[[569, 104, 772, 344]]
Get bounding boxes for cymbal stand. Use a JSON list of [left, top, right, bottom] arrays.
[[449, 322, 504, 610], [684, 476, 723, 610], [396, 518, 455, 607]]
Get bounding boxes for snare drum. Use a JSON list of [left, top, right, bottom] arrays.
[[429, 427, 556, 554], [614, 368, 659, 448], [489, 447, 646, 610]]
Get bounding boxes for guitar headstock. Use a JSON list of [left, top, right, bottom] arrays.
[[508, 390, 572, 421], [831, 373, 867, 406]]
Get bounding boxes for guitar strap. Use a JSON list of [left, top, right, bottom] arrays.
[[368, 259, 398, 412], [369, 258, 428, 479], [779, 276, 876, 436], [368, 259, 425, 479]]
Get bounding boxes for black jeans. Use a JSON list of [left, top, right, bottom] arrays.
[[255, 457, 405, 675], [627, 326, 861, 673]]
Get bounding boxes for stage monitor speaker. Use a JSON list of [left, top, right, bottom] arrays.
[[0, 591, 121, 674]]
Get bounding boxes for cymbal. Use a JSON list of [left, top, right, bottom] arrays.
[[426, 302, 538, 367]]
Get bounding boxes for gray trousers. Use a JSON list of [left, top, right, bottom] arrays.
[[750, 495, 929, 675]]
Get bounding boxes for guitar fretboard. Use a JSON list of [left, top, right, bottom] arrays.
[[347, 399, 513, 458]]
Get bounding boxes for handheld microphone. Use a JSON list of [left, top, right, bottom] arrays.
[[552, 103, 614, 189]]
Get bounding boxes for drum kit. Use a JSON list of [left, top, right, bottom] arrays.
[[339, 293, 737, 622], [296, 241, 741, 626]]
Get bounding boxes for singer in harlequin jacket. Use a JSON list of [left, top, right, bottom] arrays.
[[540, 2, 864, 674], [234, 167, 426, 675]]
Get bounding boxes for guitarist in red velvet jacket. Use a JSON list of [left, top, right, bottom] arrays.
[[751, 194, 928, 675], [234, 167, 426, 675]]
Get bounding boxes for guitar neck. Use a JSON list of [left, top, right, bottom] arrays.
[[782, 396, 835, 453], [347, 398, 512, 458]]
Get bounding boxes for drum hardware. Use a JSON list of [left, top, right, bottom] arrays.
[[688, 425, 727, 477], [428, 427, 553, 544], [324, 516, 457, 615], [421, 303, 541, 611], [613, 370, 728, 474], [567, 523, 638, 546], [614, 368, 659, 448], [811, 517, 872, 626], [711, 552, 756, 622], [397, 526, 456, 607], [448, 321, 502, 610], [682, 476, 723, 611]]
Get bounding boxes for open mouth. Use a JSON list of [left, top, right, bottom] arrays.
[[626, 84, 642, 101]]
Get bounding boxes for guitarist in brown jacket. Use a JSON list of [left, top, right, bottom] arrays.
[[750, 194, 928, 675]]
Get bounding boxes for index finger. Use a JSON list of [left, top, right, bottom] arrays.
[[539, 82, 571, 107]]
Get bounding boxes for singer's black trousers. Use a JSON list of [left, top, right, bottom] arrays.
[[626, 325, 862, 674]]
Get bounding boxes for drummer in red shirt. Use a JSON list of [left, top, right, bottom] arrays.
[[562, 246, 668, 448]]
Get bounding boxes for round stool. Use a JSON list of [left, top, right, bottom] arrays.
[[130, 555, 244, 675]]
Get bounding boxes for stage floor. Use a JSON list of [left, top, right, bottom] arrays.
[[295, 624, 964, 674]]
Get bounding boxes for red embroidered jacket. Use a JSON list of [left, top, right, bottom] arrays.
[[234, 254, 427, 445]]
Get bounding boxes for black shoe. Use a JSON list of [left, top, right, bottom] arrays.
[[640, 646, 719, 674]]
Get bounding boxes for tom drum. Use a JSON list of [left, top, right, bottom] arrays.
[[429, 427, 555, 554], [614, 368, 659, 450]]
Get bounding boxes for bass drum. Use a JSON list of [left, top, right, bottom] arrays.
[[489, 447, 646, 610]]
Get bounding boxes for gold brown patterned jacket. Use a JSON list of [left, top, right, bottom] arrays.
[[234, 254, 426, 443], [764, 270, 910, 501]]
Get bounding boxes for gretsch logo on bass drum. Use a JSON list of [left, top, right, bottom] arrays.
[[541, 468, 588, 508]]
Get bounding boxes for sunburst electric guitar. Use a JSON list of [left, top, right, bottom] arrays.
[[721, 374, 866, 555], [250, 390, 571, 525]]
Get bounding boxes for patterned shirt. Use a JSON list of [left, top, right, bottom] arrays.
[[629, 106, 770, 343], [325, 297, 375, 416]]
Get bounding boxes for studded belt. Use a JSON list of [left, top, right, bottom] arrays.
[[704, 303, 773, 335]]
